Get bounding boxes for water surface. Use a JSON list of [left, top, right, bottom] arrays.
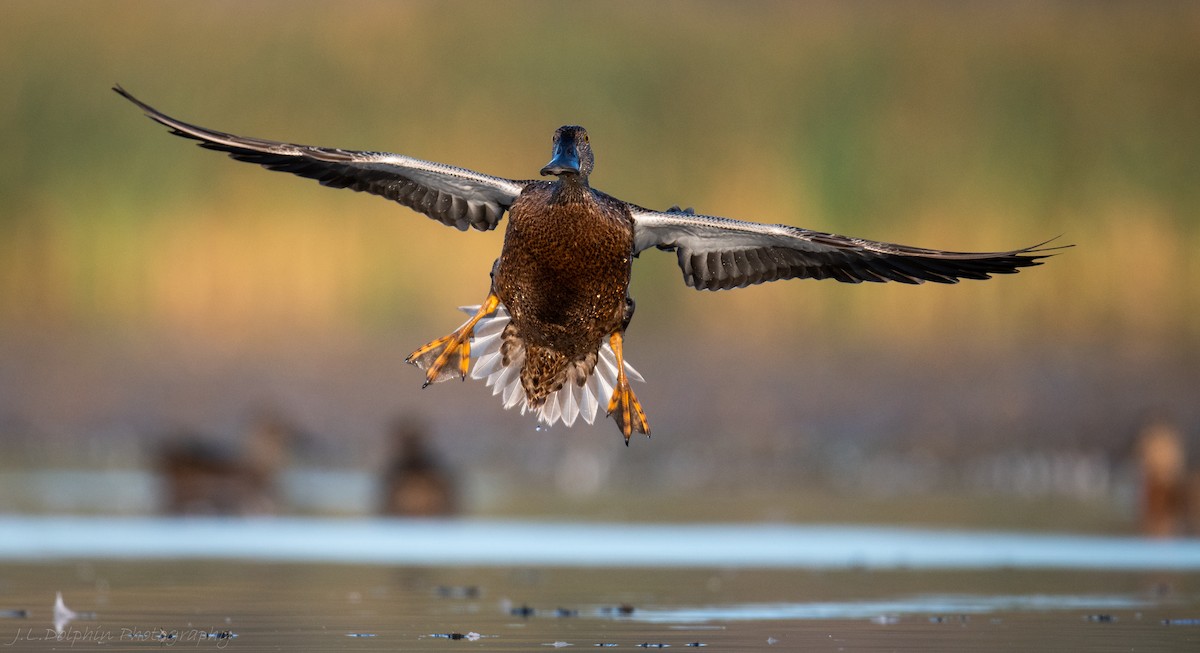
[[1, 518, 1198, 651]]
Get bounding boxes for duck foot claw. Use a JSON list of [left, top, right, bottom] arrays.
[[604, 331, 650, 444], [607, 380, 650, 444], [406, 333, 472, 385], [406, 293, 500, 387]]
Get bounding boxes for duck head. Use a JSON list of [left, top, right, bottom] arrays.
[[540, 125, 594, 180]]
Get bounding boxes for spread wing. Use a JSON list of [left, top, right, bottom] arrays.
[[114, 85, 529, 231], [631, 206, 1065, 290]]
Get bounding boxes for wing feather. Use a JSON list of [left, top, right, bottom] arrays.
[[631, 206, 1066, 290], [115, 85, 529, 231]]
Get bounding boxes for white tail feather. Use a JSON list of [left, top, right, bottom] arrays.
[[458, 304, 643, 428], [579, 384, 598, 425], [562, 384, 578, 427]]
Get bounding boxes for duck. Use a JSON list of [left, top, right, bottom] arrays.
[[380, 417, 457, 517], [1133, 415, 1188, 537], [157, 411, 297, 515], [115, 85, 1065, 443]]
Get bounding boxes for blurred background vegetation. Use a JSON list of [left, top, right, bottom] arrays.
[[1, 1, 1197, 531]]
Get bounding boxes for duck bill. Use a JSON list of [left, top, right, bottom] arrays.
[[540, 143, 581, 176]]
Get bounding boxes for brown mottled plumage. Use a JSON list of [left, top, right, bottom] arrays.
[[495, 141, 634, 407], [115, 86, 1067, 444]]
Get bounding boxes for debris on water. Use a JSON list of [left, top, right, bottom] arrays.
[[1162, 618, 1200, 626], [54, 592, 77, 622], [147, 629, 237, 643], [346, 632, 378, 637], [554, 607, 578, 617], [869, 614, 900, 625], [53, 591, 95, 635], [430, 631, 483, 640], [0, 609, 29, 618], [1085, 614, 1116, 623], [511, 604, 536, 617], [435, 585, 481, 599]]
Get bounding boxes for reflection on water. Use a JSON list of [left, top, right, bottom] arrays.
[[1, 559, 1198, 652], [2, 518, 1199, 651], [630, 593, 1155, 623]]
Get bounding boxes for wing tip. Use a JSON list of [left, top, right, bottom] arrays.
[[112, 83, 146, 111], [1016, 235, 1074, 259]]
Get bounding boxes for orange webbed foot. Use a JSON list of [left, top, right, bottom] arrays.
[[604, 331, 650, 444], [406, 294, 500, 387], [607, 379, 650, 444]]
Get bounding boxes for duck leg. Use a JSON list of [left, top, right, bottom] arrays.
[[406, 293, 501, 386], [606, 330, 651, 443]]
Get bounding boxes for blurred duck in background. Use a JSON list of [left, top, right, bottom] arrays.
[[158, 411, 298, 515], [1134, 415, 1188, 537], [380, 418, 457, 517]]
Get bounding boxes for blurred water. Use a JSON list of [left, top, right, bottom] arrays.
[[2, 517, 1200, 570], [2, 519, 1199, 650], [1, 556, 1197, 652], [0, 469, 375, 515]]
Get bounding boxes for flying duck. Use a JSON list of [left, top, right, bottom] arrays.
[[115, 86, 1063, 444]]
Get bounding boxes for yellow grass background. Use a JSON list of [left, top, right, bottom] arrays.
[[1, 1, 1197, 352]]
